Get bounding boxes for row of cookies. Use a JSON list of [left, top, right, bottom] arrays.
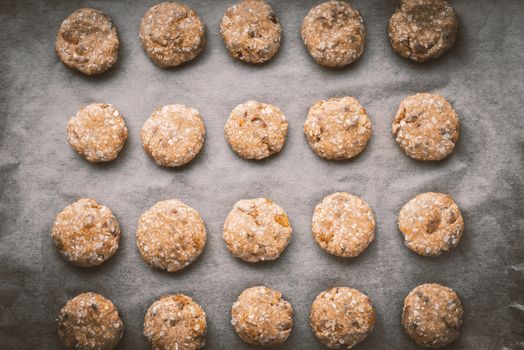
[[56, 0, 459, 75], [51, 192, 464, 269], [67, 93, 460, 165], [57, 283, 463, 349]]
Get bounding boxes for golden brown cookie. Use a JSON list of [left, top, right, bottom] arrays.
[[139, 2, 206, 68], [310, 287, 375, 349], [144, 294, 206, 350], [56, 8, 119, 75], [301, 1, 365, 67], [57, 292, 124, 350], [402, 283, 463, 348], [304, 96, 372, 160], [52, 199, 120, 267], [231, 286, 293, 346], [392, 93, 459, 161], [136, 199, 206, 272]]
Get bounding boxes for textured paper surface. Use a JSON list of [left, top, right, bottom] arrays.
[[0, 0, 523, 349]]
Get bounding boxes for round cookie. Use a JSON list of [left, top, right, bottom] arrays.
[[139, 2, 206, 68], [220, 0, 282, 64], [312, 192, 375, 258], [398, 192, 464, 257], [402, 283, 463, 348], [223, 198, 292, 263], [310, 287, 375, 349], [389, 0, 458, 62], [304, 96, 372, 160], [67, 103, 128, 162], [231, 286, 293, 346], [141, 104, 205, 167], [301, 1, 365, 68], [144, 294, 206, 350], [57, 292, 124, 350], [136, 199, 206, 272], [224, 101, 288, 160], [52, 199, 120, 267], [392, 93, 459, 161], [56, 8, 119, 75]]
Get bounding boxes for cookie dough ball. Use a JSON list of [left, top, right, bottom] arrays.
[[304, 96, 372, 160], [301, 1, 365, 68], [402, 284, 463, 348], [398, 192, 464, 257], [220, 0, 281, 64], [136, 199, 206, 272], [57, 292, 123, 350], [312, 192, 375, 258], [144, 294, 206, 350], [310, 287, 375, 349], [67, 103, 128, 162], [56, 8, 119, 75], [389, 0, 458, 62], [141, 104, 205, 167], [224, 101, 288, 160], [393, 93, 459, 161], [140, 2, 206, 68], [231, 286, 293, 346], [52, 199, 120, 267], [223, 198, 292, 263]]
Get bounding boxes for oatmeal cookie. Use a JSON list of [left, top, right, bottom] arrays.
[[312, 192, 375, 258], [136, 199, 206, 272], [144, 294, 206, 350], [393, 93, 459, 161], [224, 101, 288, 160], [231, 286, 293, 346], [56, 8, 119, 75], [398, 192, 464, 257], [304, 96, 372, 160], [220, 0, 282, 63], [389, 0, 458, 62], [140, 2, 206, 67], [67, 103, 128, 162], [57, 292, 123, 350], [310, 287, 375, 349], [223, 198, 292, 263], [52, 199, 120, 267], [301, 1, 365, 68], [402, 283, 463, 348], [141, 104, 205, 167]]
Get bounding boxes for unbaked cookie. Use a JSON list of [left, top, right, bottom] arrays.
[[136, 199, 206, 272], [56, 8, 119, 75], [402, 283, 463, 348], [144, 294, 206, 350], [231, 286, 293, 346], [141, 104, 205, 167], [52, 199, 120, 267], [310, 287, 375, 349], [223, 198, 292, 263], [392, 93, 459, 161], [301, 1, 365, 68], [140, 2, 206, 68], [57, 292, 124, 350], [220, 0, 281, 64], [67, 103, 128, 162], [224, 101, 288, 160], [389, 0, 458, 62], [304, 96, 372, 160], [398, 192, 464, 257], [312, 192, 375, 258]]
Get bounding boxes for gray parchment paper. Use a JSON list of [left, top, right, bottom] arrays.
[[1, 0, 523, 349]]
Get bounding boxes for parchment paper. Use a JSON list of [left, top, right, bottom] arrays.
[[1, 0, 523, 349]]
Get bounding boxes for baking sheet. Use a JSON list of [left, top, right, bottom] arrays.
[[1, 0, 523, 349]]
